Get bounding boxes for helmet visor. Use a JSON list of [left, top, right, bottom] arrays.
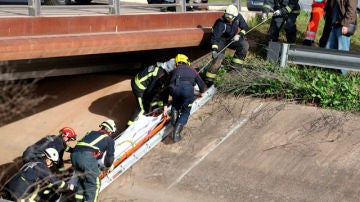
[[224, 13, 235, 21]]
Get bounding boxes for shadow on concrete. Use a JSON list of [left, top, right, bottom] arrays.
[[89, 91, 135, 134]]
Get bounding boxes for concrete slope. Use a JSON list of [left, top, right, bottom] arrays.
[[100, 97, 360, 201], [0, 73, 359, 201]]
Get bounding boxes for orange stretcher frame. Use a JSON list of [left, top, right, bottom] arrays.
[[99, 115, 170, 179]]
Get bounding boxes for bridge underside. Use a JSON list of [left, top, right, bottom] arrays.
[[0, 12, 222, 61]]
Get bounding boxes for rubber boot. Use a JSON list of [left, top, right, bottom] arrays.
[[204, 77, 214, 87], [170, 109, 179, 126], [173, 124, 183, 142]]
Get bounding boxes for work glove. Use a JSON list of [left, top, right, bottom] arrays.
[[104, 164, 114, 175], [212, 50, 218, 59], [261, 13, 268, 20], [274, 7, 288, 17], [273, 9, 281, 16], [68, 183, 75, 191], [232, 34, 240, 42]]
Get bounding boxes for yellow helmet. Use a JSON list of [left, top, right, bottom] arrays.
[[175, 54, 191, 66], [224, 5, 238, 21]]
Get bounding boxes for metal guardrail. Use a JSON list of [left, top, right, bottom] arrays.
[[267, 42, 360, 72], [0, 0, 240, 16]]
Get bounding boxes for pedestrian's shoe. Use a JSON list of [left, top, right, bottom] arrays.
[[173, 124, 183, 142], [302, 39, 313, 46]]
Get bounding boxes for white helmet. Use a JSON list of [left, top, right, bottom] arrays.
[[44, 148, 59, 164], [100, 119, 117, 133], [159, 58, 175, 73], [224, 5, 238, 20]]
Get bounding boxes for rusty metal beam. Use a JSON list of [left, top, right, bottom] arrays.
[[0, 12, 222, 61]]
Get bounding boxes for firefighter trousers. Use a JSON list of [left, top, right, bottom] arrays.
[[71, 151, 101, 202], [267, 13, 299, 44]]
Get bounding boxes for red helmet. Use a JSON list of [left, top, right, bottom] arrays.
[[59, 127, 77, 141]]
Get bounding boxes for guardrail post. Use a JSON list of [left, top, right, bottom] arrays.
[[108, 0, 120, 15], [280, 43, 289, 68], [176, 0, 185, 12], [28, 0, 41, 16], [234, 0, 240, 11]]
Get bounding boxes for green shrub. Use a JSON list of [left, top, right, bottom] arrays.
[[217, 55, 360, 112]]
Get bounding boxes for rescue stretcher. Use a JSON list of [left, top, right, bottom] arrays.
[[98, 85, 217, 191]]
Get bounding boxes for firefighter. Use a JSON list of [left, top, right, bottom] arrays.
[[3, 148, 72, 201], [163, 54, 206, 142], [22, 126, 77, 172], [127, 58, 176, 126], [303, 0, 327, 46], [70, 119, 116, 202], [204, 4, 250, 87], [262, 0, 300, 44]]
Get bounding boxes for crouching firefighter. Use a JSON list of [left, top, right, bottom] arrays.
[[163, 54, 206, 142], [204, 4, 249, 87], [127, 58, 175, 126], [3, 148, 73, 202], [22, 126, 77, 172], [70, 119, 116, 202]]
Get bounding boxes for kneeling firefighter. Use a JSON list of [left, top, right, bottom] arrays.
[[163, 54, 206, 142], [127, 58, 175, 126], [204, 4, 250, 86]]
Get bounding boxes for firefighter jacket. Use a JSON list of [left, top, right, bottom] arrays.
[[263, 0, 300, 14], [73, 130, 115, 168], [165, 64, 206, 105], [22, 135, 71, 169], [4, 161, 67, 201], [133, 65, 170, 95], [210, 15, 249, 51]]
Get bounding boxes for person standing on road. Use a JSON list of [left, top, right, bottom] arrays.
[[127, 58, 175, 126], [320, 0, 358, 74], [303, 0, 327, 46], [3, 148, 73, 201], [70, 119, 116, 202], [22, 126, 77, 172], [204, 4, 249, 87], [262, 0, 300, 44], [163, 54, 206, 142]]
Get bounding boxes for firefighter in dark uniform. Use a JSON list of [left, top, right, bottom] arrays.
[[70, 119, 116, 202], [163, 54, 206, 142], [22, 126, 77, 172], [262, 0, 300, 44], [204, 4, 249, 87], [3, 148, 72, 201], [127, 58, 176, 126]]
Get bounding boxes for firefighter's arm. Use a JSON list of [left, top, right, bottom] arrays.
[[262, 0, 274, 15], [275, 0, 298, 16], [238, 14, 249, 32], [211, 20, 225, 52]]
